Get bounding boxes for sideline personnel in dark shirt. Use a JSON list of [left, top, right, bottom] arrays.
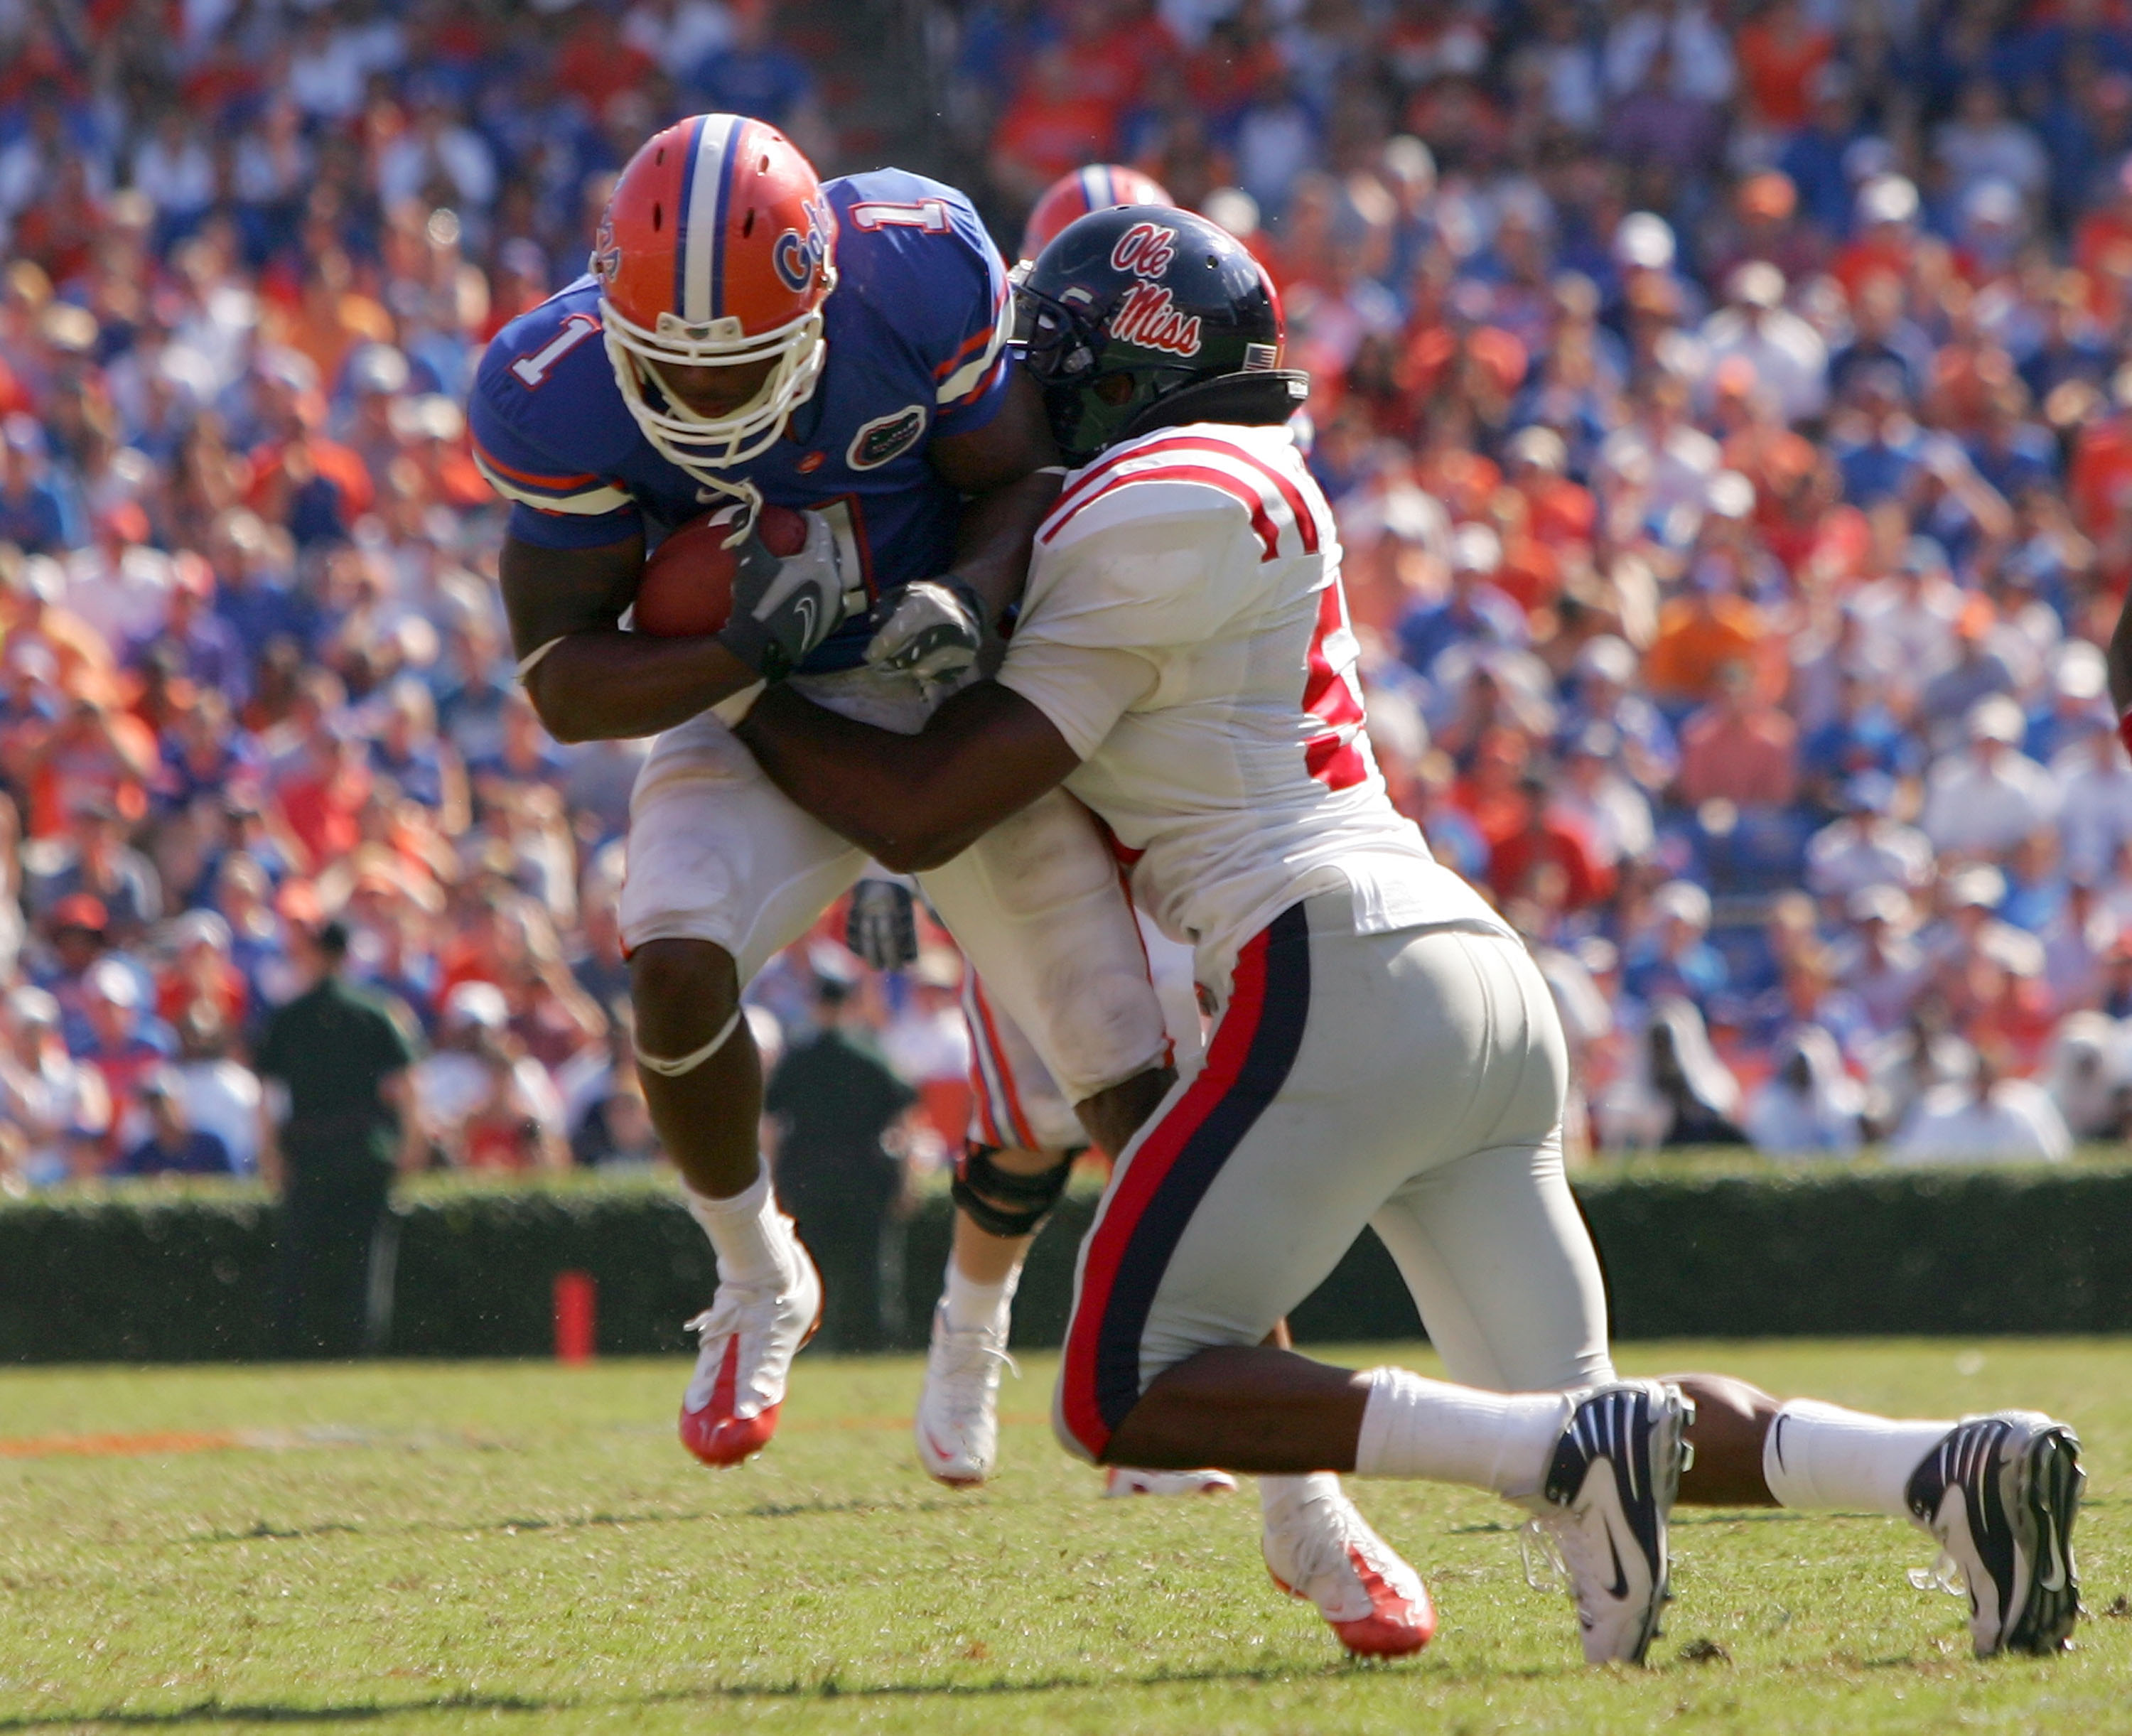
[[254, 918, 419, 1357], [765, 965, 916, 1352]]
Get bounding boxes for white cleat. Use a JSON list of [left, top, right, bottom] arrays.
[[1261, 1474, 1436, 1656], [1524, 1380, 1691, 1666], [677, 1231, 823, 1470], [1102, 1466, 1239, 1497], [913, 1300, 1013, 1487], [1905, 1411, 2084, 1658]]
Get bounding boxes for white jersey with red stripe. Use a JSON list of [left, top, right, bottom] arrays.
[[996, 421, 1512, 1006]]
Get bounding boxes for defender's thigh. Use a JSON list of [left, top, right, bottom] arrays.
[[919, 789, 1167, 1106], [1370, 1141, 1614, 1394], [619, 712, 868, 984], [1370, 934, 1608, 1393], [1053, 905, 1460, 1463]]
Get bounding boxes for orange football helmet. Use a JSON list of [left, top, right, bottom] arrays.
[[1018, 165, 1173, 264], [591, 114, 837, 487]]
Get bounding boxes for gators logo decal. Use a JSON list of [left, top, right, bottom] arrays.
[[846, 403, 928, 470]]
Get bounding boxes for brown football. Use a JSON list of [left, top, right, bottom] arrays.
[[632, 504, 809, 637]]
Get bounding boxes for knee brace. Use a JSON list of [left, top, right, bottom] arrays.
[[635, 1008, 743, 1079], [952, 1145, 1074, 1239]]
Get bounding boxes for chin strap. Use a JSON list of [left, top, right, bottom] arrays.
[[637, 1008, 743, 1079]]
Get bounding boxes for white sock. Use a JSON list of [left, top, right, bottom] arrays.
[[1260, 1470, 1340, 1520], [1352, 1366, 1571, 1501], [942, 1259, 1018, 1335], [685, 1170, 793, 1288], [1761, 1399, 1952, 1518]]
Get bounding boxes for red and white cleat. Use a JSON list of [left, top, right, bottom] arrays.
[[1102, 1466, 1239, 1497], [677, 1238, 823, 1469], [1262, 1474, 1435, 1658]]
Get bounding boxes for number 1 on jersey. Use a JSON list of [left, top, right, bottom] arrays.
[[846, 198, 953, 234], [511, 314, 601, 388]]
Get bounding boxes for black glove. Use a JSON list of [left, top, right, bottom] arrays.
[[715, 509, 849, 682], [846, 878, 919, 971]]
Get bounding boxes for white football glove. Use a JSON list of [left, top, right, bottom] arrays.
[[866, 576, 989, 699], [716, 509, 851, 682]]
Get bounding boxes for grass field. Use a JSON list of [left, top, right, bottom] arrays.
[[1, 1340, 2126, 1734]]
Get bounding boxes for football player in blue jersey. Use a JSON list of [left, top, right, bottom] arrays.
[[470, 116, 1178, 1472]]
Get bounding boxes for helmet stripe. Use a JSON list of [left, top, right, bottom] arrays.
[[1083, 164, 1109, 210], [707, 114, 746, 320], [674, 115, 710, 323], [679, 115, 745, 325]]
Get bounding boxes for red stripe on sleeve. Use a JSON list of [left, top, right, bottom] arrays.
[[1040, 465, 1283, 560]]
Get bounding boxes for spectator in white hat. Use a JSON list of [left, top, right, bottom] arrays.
[[1744, 1026, 1865, 1158], [114, 1066, 235, 1177], [1561, 633, 1678, 790], [1622, 879, 1728, 1006], [0, 985, 109, 1187], [1395, 522, 1527, 679], [1834, 884, 1929, 1035], [1920, 696, 2062, 858], [76, 954, 173, 1160], [2042, 1010, 2128, 1141], [1697, 262, 1827, 424], [412, 979, 565, 1170], [1806, 772, 1934, 905]]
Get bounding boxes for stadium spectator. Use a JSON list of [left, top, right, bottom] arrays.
[[1743, 1027, 1866, 1158], [0, 983, 107, 1187], [1595, 998, 1748, 1150], [114, 1067, 234, 1178], [1920, 697, 2062, 858], [0, 0, 2128, 1202], [1887, 1045, 2074, 1163]]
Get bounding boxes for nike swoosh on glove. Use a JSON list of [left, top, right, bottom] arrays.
[[866, 576, 988, 700], [716, 509, 851, 682], [846, 878, 920, 971]]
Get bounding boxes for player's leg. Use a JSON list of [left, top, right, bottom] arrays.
[[620, 712, 868, 1467], [912, 974, 1082, 1485], [911, 789, 1173, 1480], [915, 787, 1177, 1153], [1659, 1371, 2083, 1657], [1057, 906, 1687, 1665], [919, 955, 1234, 1492]]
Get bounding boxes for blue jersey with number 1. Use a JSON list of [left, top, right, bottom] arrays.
[[468, 169, 1014, 672]]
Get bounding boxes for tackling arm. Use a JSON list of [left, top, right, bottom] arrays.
[[501, 531, 761, 743], [736, 679, 1080, 872], [927, 369, 1064, 627]]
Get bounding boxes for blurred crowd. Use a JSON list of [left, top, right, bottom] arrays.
[[1, 0, 2128, 1187], [934, 0, 2132, 1161]]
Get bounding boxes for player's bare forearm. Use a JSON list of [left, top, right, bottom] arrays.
[[736, 681, 1080, 872], [930, 369, 1063, 625], [524, 632, 760, 742], [500, 530, 757, 741]]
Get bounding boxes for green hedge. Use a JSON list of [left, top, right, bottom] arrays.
[[4, 1162, 2131, 1364]]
